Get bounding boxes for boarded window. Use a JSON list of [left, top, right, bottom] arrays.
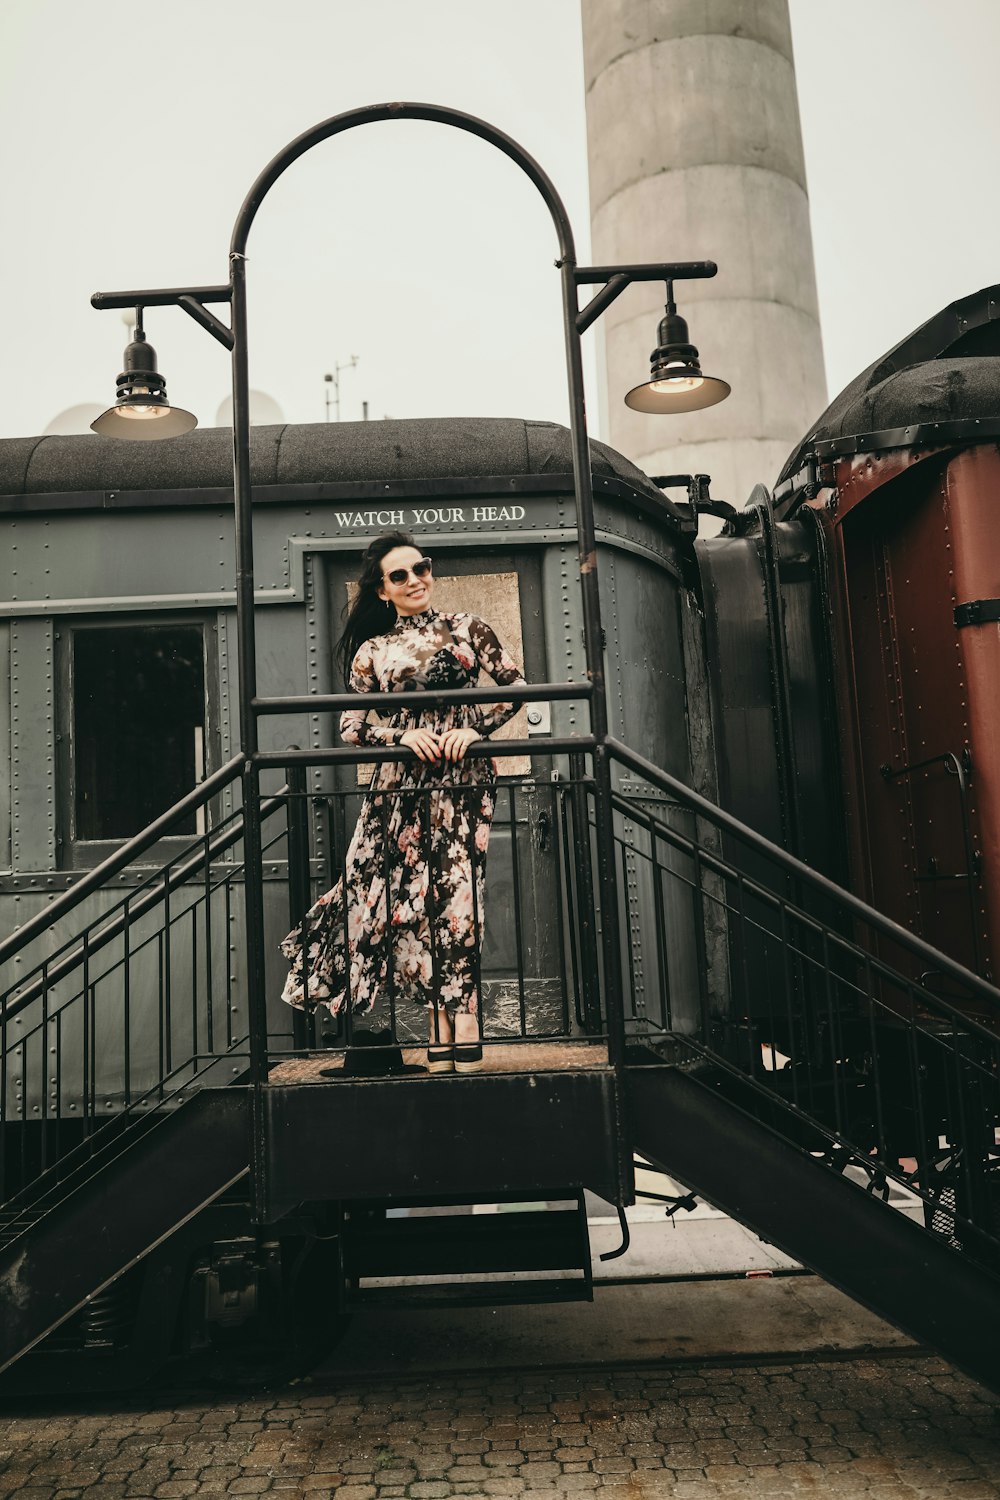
[[73, 626, 206, 841]]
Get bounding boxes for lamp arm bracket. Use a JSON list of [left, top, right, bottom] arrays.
[[178, 295, 236, 351], [91, 284, 233, 311], [574, 261, 717, 286], [573, 261, 718, 336], [576, 273, 631, 336]]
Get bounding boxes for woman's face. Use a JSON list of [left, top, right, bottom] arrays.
[[377, 544, 434, 617]]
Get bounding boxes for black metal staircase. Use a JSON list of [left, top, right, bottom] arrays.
[[0, 1088, 248, 1375], [1, 738, 999, 1391], [605, 735, 1000, 1393]]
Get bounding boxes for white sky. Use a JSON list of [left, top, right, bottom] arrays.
[[1, 1, 999, 449]]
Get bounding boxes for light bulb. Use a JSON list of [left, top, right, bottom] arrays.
[[650, 373, 705, 393], [118, 404, 171, 420]]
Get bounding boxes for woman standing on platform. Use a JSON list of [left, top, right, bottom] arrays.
[[280, 531, 526, 1073]]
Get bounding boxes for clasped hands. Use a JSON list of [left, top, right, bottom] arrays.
[[400, 726, 481, 763]]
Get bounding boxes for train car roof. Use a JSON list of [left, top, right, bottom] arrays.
[[777, 284, 1000, 494], [0, 416, 669, 514]]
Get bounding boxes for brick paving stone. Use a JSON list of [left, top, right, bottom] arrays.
[[0, 1355, 998, 1499]]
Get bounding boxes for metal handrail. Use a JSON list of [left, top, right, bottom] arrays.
[[2, 789, 290, 1024], [0, 1038, 251, 1229], [252, 681, 592, 715], [606, 765, 1000, 1254], [606, 735, 1000, 1016], [254, 735, 596, 769], [0, 753, 245, 971], [608, 789, 1000, 1048]]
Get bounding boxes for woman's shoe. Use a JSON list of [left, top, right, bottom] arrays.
[[454, 1043, 484, 1074], [427, 1046, 455, 1074]]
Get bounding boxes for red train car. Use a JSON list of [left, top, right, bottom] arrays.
[[774, 287, 1000, 996]]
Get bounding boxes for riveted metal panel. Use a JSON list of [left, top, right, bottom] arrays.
[[0, 622, 10, 873], [10, 618, 55, 873], [215, 612, 236, 825]]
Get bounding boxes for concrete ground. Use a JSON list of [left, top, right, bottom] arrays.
[[322, 1277, 917, 1378], [1, 1277, 997, 1498]]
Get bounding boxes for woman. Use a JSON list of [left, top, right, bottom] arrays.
[[280, 531, 526, 1073]]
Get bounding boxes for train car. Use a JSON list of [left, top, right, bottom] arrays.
[[0, 416, 721, 1386], [773, 284, 1000, 996]]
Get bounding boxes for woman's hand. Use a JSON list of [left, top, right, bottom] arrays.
[[400, 728, 441, 762], [438, 727, 481, 762]]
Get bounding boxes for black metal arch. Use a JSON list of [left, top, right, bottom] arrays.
[[230, 101, 576, 261], [225, 101, 600, 766], [219, 104, 632, 1213], [89, 102, 718, 1216]]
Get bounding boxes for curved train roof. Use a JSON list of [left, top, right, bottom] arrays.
[[0, 416, 665, 509], [777, 284, 1000, 490]]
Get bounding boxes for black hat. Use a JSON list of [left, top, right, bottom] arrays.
[[323, 1027, 425, 1077]]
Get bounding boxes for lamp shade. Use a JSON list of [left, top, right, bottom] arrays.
[[624, 300, 730, 415], [91, 329, 197, 441], [624, 370, 731, 415]]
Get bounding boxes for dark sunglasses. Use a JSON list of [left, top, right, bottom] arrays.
[[383, 556, 433, 586]]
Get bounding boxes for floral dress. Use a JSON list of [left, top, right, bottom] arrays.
[[280, 608, 526, 1019]]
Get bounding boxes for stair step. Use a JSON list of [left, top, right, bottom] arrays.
[[350, 1275, 591, 1310], [347, 1206, 589, 1280]]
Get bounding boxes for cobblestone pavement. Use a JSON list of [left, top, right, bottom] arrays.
[[1, 1354, 998, 1499]]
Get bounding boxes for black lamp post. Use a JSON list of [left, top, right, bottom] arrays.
[[89, 102, 727, 1218]]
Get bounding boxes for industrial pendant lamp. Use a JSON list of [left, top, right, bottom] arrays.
[[91, 309, 197, 440], [625, 282, 730, 415]]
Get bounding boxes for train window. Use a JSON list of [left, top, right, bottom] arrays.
[[71, 625, 206, 843]]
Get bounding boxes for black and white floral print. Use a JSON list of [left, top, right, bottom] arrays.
[[280, 609, 525, 1018]]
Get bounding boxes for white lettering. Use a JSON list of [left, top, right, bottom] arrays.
[[336, 502, 522, 531]]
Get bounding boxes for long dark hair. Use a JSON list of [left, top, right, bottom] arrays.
[[336, 530, 418, 687]]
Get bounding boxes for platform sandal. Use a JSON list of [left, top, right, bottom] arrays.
[[427, 1046, 455, 1074], [454, 1042, 483, 1074]]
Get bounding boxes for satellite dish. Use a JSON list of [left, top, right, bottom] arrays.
[[44, 404, 106, 436], [215, 390, 285, 427]]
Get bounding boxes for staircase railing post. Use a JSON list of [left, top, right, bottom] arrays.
[[284, 757, 312, 1053], [568, 751, 602, 1034], [229, 251, 273, 1224], [242, 760, 271, 1223], [558, 257, 630, 1160]]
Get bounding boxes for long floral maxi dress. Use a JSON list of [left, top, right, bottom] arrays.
[[280, 608, 526, 1019]]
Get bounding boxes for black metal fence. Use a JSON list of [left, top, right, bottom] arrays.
[[0, 758, 254, 1213], [603, 737, 1000, 1266], [4, 723, 999, 1273], [275, 757, 604, 1059], [0, 738, 610, 1223]]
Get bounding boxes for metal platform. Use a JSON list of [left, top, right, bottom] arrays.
[[261, 1043, 625, 1220]]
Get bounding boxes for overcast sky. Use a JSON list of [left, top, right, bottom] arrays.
[[1, 1, 998, 452]]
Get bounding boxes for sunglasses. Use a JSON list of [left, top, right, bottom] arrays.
[[383, 557, 433, 586]]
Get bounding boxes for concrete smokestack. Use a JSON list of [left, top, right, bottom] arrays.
[[582, 0, 827, 504]]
